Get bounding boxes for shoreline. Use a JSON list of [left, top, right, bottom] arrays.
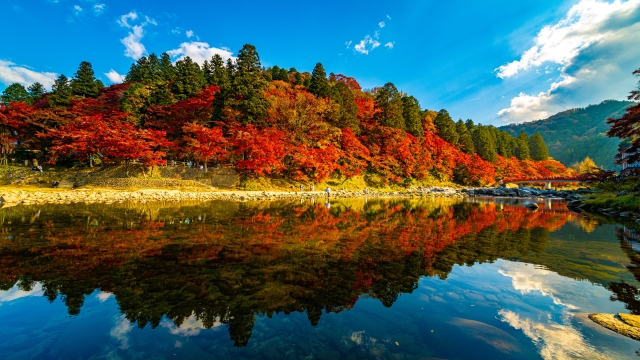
[[0, 185, 588, 206]]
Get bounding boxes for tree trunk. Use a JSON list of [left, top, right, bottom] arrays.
[[89, 156, 93, 168], [205, 159, 208, 173]]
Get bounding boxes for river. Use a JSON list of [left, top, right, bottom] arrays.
[[0, 197, 638, 359]]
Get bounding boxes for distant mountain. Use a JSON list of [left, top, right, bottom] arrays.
[[501, 100, 636, 170]]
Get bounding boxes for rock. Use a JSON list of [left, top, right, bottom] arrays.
[[619, 212, 633, 217], [0, 195, 18, 203], [567, 200, 582, 208], [524, 202, 539, 211], [617, 191, 631, 196], [589, 313, 640, 340]]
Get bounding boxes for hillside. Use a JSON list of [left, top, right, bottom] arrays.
[[501, 100, 636, 170]]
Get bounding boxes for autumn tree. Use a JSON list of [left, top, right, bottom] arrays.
[[181, 122, 227, 171], [515, 131, 530, 160], [71, 61, 100, 98], [578, 157, 599, 174], [1, 83, 30, 104], [433, 109, 458, 145], [456, 120, 474, 155], [309, 63, 330, 98], [49, 74, 73, 107], [402, 95, 424, 138], [529, 132, 549, 160], [607, 68, 640, 164], [374, 82, 405, 130]]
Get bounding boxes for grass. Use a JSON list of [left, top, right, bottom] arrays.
[[582, 176, 640, 212]]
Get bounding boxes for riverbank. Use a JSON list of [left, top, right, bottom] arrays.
[[0, 184, 593, 206], [571, 176, 640, 215]]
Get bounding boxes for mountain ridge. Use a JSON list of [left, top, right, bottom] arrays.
[[500, 100, 637, 170]]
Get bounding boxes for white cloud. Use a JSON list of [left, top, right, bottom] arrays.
[[385, 41, 395, 49], [110, 315, 133, 349], [354, 35, 381, 55], [0, 60, 57, 89], [499, 310, 611, 360], [378, 21, 385, 28], [117, 11, 157, 60], [93, 4, 106, 15], [497, 0, 640, 123], [105, 69, 125, 84], [96, 291, 113, 302], [73, 5, 83, 16], [386, 14, 391, 19], [0, 283, 43, 302], [160, 313, 223, 337], [167, 42, 235, 65], [345, 40, 352, 49], [186, 30, 194, 38]]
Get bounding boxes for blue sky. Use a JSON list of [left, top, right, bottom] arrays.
[[1, 0, 639, 125]]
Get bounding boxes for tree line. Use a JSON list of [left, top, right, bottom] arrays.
[[0, 44, 566, 185]]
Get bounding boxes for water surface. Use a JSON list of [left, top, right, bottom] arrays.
[[0, 198, 639, 359]]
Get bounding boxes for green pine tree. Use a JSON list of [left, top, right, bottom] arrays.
[[433, 109, 458, 145], [472, 127, 497, 162], [49, 74, 72, 107], [27, 82, 46, 102], [465, 119, 476, 132], [210, 54, 229, 88], [294, 72, 304, 86], [227, 44, 269, 124], [171, 56, 205, 100], [402, 95, 424, 138], [226, 58, 236, 79], [309, 63, 330, 98], [159, 53, 175, 82], [329, 82, 360, 133], [71, 61, 100, 98], [515, 131, 530, 160], [529, 132, 549, 160], [202, 60, 213, 85], [1, 83, 30, 104], [374, 82, 405, 130], [456, 120, 475, 155]]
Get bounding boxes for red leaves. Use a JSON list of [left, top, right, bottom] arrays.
[[181, 122, 227, 165], [230, 125, 286, 176], [42, 114, 172, 166]]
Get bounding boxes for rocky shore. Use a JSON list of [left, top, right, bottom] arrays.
[[0, 185, 594, 206]]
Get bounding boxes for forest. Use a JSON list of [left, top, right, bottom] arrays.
[[0, 44, 573, 186]]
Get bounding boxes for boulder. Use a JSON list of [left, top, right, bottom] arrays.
[[524, 202, 539, 211]]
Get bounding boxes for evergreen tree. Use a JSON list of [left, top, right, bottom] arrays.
[[27, 82, 46, 102], [456, 120, 475, 155], [329, 82, 360, 133], [49, 74, 72, 107], [210, 54, 229, 88], [159, 53, 175, 82], [294, 72, 304, 86], [374, 82, 405, 130], [171, 56, 205, 100], [472, 127, 497, 162], [226, 58, 236, 79], [515, 131, 530, 160], [465, 119, 476, 132], [497, 131, 516, 157], [402, 95, 424, 138], [1, 83, 30, 103], [202, 60, 213, 85], [433, 109, 458, 145], [227, 44, 269, 124], [529, 132, 549, 160], [71, 61, 100, 98], [309, 63, 330, 98]]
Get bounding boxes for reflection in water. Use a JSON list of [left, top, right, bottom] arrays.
[[0, 198, 638, 359]]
